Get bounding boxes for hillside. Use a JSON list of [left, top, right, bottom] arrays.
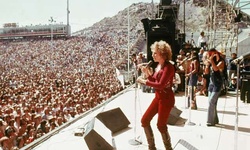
[[75, 1, 250, 56], [76, 1, 210, 34], [177, 0, 207, 32]]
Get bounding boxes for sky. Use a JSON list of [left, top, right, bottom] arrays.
[[0, 0, 250, 33], [0, 0, 153, 33]]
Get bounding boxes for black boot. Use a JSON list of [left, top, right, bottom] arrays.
[[161, 131, 173, 150], [143, 126, 156, 150]]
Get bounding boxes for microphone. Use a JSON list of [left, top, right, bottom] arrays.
[[145, 60, 153, 68], [137, 60, 153, 69]]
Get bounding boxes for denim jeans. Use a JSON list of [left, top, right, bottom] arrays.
[[207, 91, 221, 125]]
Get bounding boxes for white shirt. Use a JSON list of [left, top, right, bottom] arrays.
[[197, 36, 208, 47], [173, 73, 181, 85]]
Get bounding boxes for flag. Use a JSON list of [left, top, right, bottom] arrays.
[[115, 67, 124, 88]]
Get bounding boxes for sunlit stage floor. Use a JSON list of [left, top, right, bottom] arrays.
[[30, 87, 250, 150]]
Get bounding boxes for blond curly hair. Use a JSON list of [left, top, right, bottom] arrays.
[[150, 40, 172, 61]]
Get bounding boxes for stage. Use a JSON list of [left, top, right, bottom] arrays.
[[24, 87, 250, 150]]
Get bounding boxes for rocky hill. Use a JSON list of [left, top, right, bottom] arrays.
[[79, 0, 250, 33], [76, 0, 250, 56]]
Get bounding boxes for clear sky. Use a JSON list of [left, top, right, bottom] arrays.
[[0, 0, 153, 32], [1, 0, 250, 33]]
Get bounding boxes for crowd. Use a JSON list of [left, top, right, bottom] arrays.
[[0, 2, 155, 149], [0, 23, 144, 149], [0, 1, 243, 147]]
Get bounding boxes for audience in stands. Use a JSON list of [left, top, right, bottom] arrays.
[[0, 22, 144, 149]]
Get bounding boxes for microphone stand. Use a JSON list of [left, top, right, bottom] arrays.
[[190, 33, 197, 48], [186, 85, 196, 126], [184, 62, 188, 109], [183, 57, 189, 109], [234, 59, 240, 150], [184, 59, 195, 126], [129, 66, 142, 146]]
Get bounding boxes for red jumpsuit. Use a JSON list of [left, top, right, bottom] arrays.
[[142, 61, 175, 133]]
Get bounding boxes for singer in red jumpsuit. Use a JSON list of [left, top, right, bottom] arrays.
[[137, 40, 175, 150]]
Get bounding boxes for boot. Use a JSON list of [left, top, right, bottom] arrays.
[[161, 131, 173, 150], [191, 100, 197, 110], [191, 87, 197, 110], [143, 126, 156, 150]]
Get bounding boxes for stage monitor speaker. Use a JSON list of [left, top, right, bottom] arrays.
[[160, 0, 171, 5], [83, 118, 113, 150], [167, 106, 182, 125], [96, 107, 130, 134]]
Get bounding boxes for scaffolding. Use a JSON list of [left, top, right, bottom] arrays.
[[207, 0, 250, 56], [206, 0, 237, 55]]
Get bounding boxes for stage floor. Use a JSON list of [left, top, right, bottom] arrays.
[[31, 87, 250, 150]]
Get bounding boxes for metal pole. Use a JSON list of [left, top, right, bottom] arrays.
[[127, 2, 141, 145], [207, 0, 212, 48], [183, 0, 185, 35], [128, 69, 142, 145], [67, 0, 70, 36], [51, 24, 53, 42], [49, 17, 55, 50], [185, 61, 188, 109], [213, 0, 217, 48], [185, 63, 195, 126], [234, 2, 240, 149], [234, 61, 239, 150], [127, 3, 130, 81]]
